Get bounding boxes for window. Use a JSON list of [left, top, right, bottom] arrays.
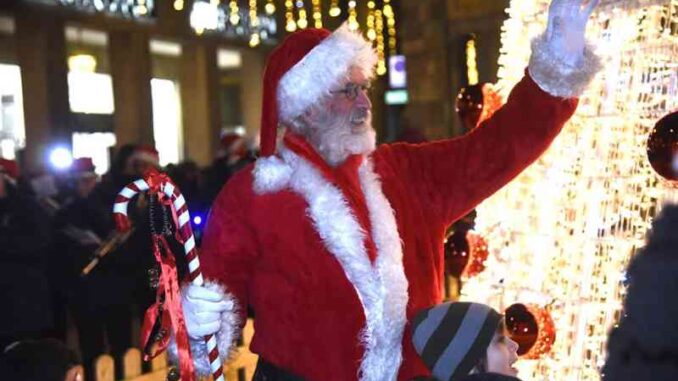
[[0, 64, 25, 159], [151, 78, 182, 166]]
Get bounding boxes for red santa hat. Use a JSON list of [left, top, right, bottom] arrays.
[[70, 157, 97, 178], [259, 23, 378, 157], [130, 145, 160, 166], [220, 133, 246, 157], [0, 158, 19, 181]]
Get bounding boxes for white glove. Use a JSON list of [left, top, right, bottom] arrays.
[[182, 284, 234, 339], [546, 0, 599, 66]]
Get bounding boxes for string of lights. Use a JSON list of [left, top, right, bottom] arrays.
[[312, 0, 323, 29], [348, 0, 359, 31], [461, 1, 678, 380], [296, 0, 308, 29]]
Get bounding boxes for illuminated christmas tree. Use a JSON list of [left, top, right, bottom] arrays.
[[461, 0, 677, 380]]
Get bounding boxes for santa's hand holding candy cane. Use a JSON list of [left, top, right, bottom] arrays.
[[113, 168, 232, 381]]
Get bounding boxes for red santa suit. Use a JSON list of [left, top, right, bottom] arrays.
[[185, 23, 600, 381]]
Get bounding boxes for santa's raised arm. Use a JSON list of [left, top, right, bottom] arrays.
[[173, 1, 601, 380]]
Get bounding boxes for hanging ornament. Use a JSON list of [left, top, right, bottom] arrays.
[[229, 0, 240, 25], [285, 0, 297, 32], [455, 83, 503, 134], [505, 303, 556, 359], [444, 229, 489, 279], [265, 0, 275, 14], [647, 110, 678, 185], [296, 0, 308, 29], [311, 0, 322, 28], [329, 0, 340, 17]]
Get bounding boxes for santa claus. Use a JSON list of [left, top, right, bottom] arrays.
[[175, 0, 601, 380]]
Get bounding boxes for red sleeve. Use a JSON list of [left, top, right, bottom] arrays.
[[199, 170, 259, 325], [374, 73, 578, 226]]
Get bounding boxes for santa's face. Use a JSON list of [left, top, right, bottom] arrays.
[[300, 67, 376, 166]]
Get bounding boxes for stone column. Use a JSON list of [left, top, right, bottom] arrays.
[[109, 30, 154, 147], [15, 13, 70, 172], [180, 43, 220, 167]]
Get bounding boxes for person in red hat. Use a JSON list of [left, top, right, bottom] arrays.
[[68, 158, 98, 199], [177, 1, 601, 380], [129, 145, 160, 177]]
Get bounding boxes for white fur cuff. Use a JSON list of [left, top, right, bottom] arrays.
[[167, 281, 241, 376], [528, 34, 602, 98]]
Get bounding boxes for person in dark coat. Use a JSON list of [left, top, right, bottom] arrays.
[[52, 158, 134, 379], [0, 159, 53, 351], [602, 204, 678, 381]]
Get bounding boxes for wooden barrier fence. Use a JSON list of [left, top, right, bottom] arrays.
[[94, 320, 257, 381]]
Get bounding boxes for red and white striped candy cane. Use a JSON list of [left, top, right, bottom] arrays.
[[113, 175, 225, 381]]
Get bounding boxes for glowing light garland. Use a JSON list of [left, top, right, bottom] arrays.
[[329, 0, 341, 17], [249, 0, 261, 47], [296, 0, 308, 29], [466, 35, 479, 85], [229, 0, 240, 25], [366, 1, 377, 41], [375, 8, 386, 75], [383, 0, 397, 55], [311, 0, 323, 28], [348, 0, 359, 31], [461, 0, 678, 380], [265, 0, 276, 14], [285, 0, 297, 32]]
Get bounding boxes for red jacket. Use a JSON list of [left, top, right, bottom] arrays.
[[199, 74, 578, 381]]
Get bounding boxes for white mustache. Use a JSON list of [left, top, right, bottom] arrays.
[[350, 108, 370, 125]]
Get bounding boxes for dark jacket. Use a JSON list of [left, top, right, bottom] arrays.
[[602, 205, 678, 381], [0, 188, 53, 335]]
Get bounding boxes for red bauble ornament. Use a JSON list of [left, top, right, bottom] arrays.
[[444, 230, 489, 279], [505, 303, 556, 359], [647, 110, 678, 184], [455, 83, 503, 133]]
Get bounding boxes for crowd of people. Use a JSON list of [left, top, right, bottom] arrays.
[[0, 133, 254, 380]]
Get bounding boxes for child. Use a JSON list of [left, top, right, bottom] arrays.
[[411, 302, 522, 381]]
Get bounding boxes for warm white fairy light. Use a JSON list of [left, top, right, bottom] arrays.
[[366, 1, 377, 41], [375, 8, 386, 75], [312, 0, 322, 28], [348, 0, 359, 31], [285, 0, 297, 32], [466, 36, 479, 85], [461, 1, 678, 380], [296, 0, 308, 29], [383, 0, 397, 55], [229, 0, 240, 25], [329, 0, 340, 17], [265, 0, 275, 14], [249, 0, 260, 47]]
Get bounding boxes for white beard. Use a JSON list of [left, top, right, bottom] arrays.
[[291, 104, 377, 167], [302, 108, 377, 167]]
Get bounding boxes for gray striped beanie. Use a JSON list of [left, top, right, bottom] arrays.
[[412, 302, 502, 381]]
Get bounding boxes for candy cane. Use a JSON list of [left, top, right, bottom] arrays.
[[113, 176, 224, 381]]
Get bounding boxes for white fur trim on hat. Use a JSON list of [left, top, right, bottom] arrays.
[[277, 23, 378, 122], [130, 151, 160, 165]]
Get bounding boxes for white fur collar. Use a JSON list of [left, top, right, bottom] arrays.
[[254, 148, 409, 381]]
